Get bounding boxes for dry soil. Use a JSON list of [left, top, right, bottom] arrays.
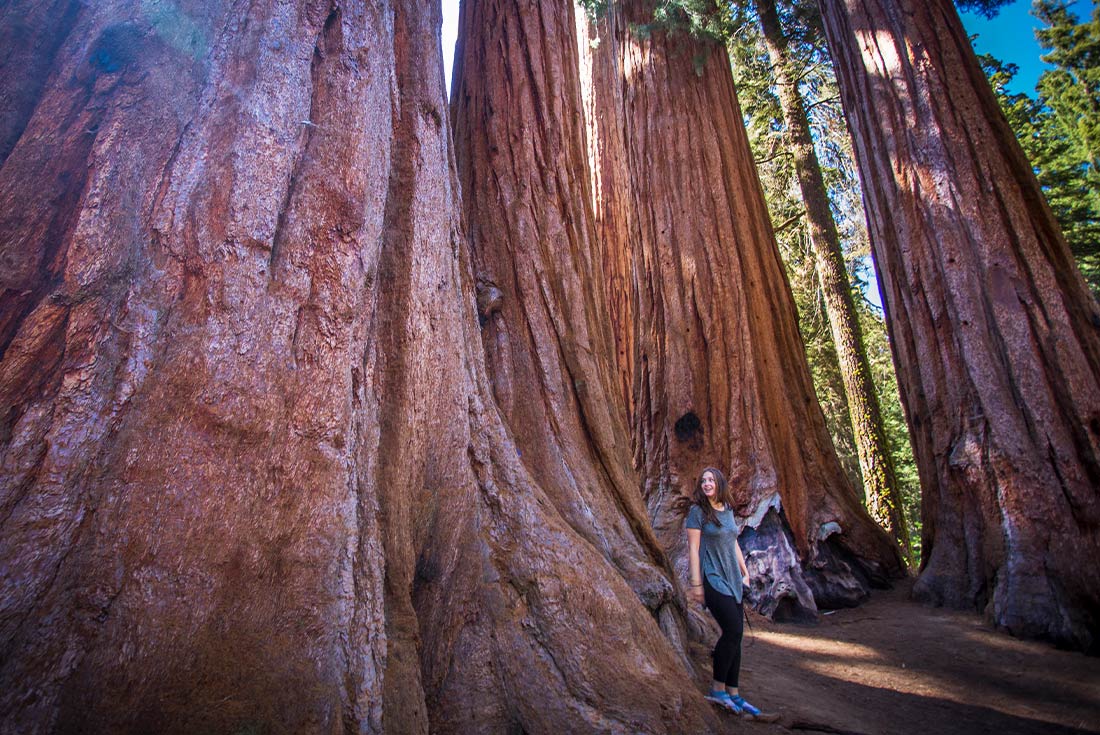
[[691, 580, 1100, 735]]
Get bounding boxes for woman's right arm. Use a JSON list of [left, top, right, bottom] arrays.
[[687, 528, 704, 604]]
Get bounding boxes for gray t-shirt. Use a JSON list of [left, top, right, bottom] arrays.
[[686, 505, 744, 602]]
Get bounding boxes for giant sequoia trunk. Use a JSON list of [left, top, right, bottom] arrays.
[[579, 1, 904, 618], [450, 0, 694, 659], [0, 1, 717, 732], [755, 0, 912, 561], [818, 0, 1100, 652]]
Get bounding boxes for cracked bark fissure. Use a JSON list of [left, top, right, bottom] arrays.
[[578, 0, 904, 610], [754, 0, 913, 563], [0, 0, 721, 732], [818, 0, 1100, 651]]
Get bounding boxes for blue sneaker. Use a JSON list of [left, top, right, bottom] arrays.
[[704, 690, 742, 714], [730, 695, 761, 717]]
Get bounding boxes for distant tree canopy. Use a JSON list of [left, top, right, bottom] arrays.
[[579, 0, 1016, 39], [578, 0, 733, 40]]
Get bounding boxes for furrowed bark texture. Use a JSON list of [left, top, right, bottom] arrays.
[[0, 1, 717, 732], [755, 0, 912, 562], [449, 0, 712, 702], [818, 0, 1100, 651], [0, 3, 409, 729], [580, 1, 904, 616], [451, 0, 676, 618]]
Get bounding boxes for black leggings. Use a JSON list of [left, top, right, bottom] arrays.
[[703, 578, 744, 687]]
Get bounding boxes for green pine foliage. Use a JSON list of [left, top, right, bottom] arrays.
[[1036, 1, 1100, 175], [577, 0, 734, 42], [955, 0, 1015, 19], [1033, 1, 1100, 292], [856, 303, 923, 562]]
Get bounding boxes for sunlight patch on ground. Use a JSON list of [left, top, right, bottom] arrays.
[[748, 630, 883, 661], [798, 658, 964, 700], [794, 659, 1094, 732]]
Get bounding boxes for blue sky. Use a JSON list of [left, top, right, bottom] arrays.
[[442, 1, 459, 92], [959, 0, 1095, 95]]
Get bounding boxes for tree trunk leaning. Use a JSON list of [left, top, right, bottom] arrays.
[[818, 0, 1100, 652]]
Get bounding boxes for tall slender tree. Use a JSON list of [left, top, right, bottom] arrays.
[[753, 0, 912, 561], [1034, 0, 1100, 291], [1035, 0, 1100, 182], [818, 0, 1100, 651]]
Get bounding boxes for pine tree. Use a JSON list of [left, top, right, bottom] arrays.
[[1036, 1, 1100, 175], [1033, 0, 1100, 292]]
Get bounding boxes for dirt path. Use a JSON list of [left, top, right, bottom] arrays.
[[690, 580, 1100, 735]]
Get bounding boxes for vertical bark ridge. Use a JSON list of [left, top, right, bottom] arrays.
[[578, 10, 639, 421]]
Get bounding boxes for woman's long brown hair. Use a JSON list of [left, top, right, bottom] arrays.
[[674, 466, 736, 526]]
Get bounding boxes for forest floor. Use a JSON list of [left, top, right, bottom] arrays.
[[690, 579, 1100, 735]]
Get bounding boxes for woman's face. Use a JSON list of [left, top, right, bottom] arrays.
[[701, 471, 718, 498]]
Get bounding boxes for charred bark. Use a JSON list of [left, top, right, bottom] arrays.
[[755, 0, 912, 562], [818, 0, 1100, 652], [579, 0, 905, 617], [0, 1, 717, 732]]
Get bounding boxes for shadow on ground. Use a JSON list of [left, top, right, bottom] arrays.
[[689, 580, 1100, 735]]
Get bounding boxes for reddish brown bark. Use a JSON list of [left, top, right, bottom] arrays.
[[0, 1, 716, 732], [818, 0, 1100, 651], [580, 1, 904, 615], [449, 0, 708, 695], [452, 0, 661, 602]]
